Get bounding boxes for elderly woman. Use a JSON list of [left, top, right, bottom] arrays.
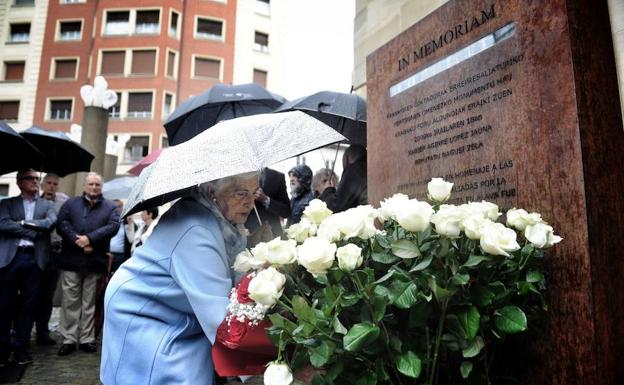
[[100, 172, 258, 385]]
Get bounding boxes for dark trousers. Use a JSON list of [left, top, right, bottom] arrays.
[[35, 257, 60, 336], [0, 248, 42, 353]]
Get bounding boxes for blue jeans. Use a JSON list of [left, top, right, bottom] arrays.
[[0, 248, 42, 352]]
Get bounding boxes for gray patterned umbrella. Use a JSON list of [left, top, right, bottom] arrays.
[[122, 111, 345, 217]]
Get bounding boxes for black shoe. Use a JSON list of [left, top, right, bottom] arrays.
[[36, 334, 57, 346], [57, 344, 76, 356], [14, 350, 33, 365], [79, 342, 97, 353]]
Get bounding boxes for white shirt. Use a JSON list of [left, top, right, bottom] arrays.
[[18, 195, 37, 247]]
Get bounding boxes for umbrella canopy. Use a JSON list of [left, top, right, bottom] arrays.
[[274, 91, 367, 145], [20, 126, 94, 177], [0, 121, 44, 175], [127, 148, 163, 176], [123, 111, 345, 217], [164, 83, 286, 146], [103, 176, 138, 200]]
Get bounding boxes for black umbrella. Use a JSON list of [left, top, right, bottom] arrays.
[[0, 121, 44, 175], [164, 83, 286, 145], [274, 91, 367, 145], [20, 126, 94, 177]]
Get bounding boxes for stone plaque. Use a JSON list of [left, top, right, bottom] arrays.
[[367, 0, 624, 384]]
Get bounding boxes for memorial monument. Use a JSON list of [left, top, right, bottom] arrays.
[[367, 0, 624, 384]]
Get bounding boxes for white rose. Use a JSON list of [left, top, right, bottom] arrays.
[[396, 199, 433, 232], [232, 249, 254, 273], [303, 199, 333, 224], [264, 362, 293, 385], [427, 177, 454, 202], [431, 204, 464, 238], [250, 242, 270, 269], [525, 222, 563, 248], [297, 237, 336, 276], [462, 201, 500, 221], [286, 218, 317, 243], [462, 216, 492, 241], [480, 222, 521, 257], [506, 208, 543, 231], [378, 193, 409, 222], [336, 244, 363, 272], [248, 267, 286, 306], [339, 205, 378, 240], [264, 237, 298, 265], [316, 214, 343, 243]]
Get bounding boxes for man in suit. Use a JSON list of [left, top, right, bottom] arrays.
[[319, 144, 368, 213], [0, 169, 57, 366], [245, 167, 290, 244]]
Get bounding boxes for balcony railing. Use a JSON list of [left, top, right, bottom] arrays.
[[135, 23, 160, 34]]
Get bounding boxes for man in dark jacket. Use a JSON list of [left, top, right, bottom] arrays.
[[0, 169, 56, 366], [286, 165, 314, 227], [56, 172, 119, 356], [245, 167, 291, 242], [320, 144, 368, 212]]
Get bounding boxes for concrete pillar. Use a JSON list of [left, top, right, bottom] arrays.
[[74, 106, 109, 195]]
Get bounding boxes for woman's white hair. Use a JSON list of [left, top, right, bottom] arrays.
[[197, 171, 260, 199]]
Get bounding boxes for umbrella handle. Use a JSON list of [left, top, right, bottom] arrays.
[[253, 205, 263, 226]]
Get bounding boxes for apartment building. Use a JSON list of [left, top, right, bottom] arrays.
[[32, 0, 237, 173]]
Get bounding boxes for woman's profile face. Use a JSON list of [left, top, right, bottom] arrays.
[[215, 176, 259, 224]]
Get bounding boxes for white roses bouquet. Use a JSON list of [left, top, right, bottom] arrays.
[[231, 179, 560, 385]]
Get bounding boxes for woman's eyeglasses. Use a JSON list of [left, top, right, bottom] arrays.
[[231, 189, 252, 201]]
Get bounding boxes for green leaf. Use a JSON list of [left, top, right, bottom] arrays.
[[333, 316, 347, 334], [417, 225, 433, 244], [410, 255, 433, 272], [396, 351, 422, 378], [341, 293, 361, 307], [526, 269, 544, 283], [391, 239, 421, 259], [374, 270, 395, 284], [343, 322, 380, 352], [292, 295, 315, 323], [521, 243, 534, 258], [324, 361, 344, 383], [355, 372, 378, 385], [390, 281, 419, 309], [372, 252, 399, 264], [464, 254, 487, 267], [309, 341, 333, 367], [471, 287, 495, 306], [451, 273, 470, 285], [458, 306, 480, 339], [372, 296, 387, 322], [494, 306, 527, 334], [389, 335, 403, 352], [462, 336, 484, 358], [375, 233, 390, 249], [427, 278, 455, 303], [460, 361, 473, 379]]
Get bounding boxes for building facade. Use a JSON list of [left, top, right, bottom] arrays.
[[32, 0, 237, 174]]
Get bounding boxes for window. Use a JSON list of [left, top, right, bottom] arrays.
[[135, 10, 160, 34], [0, 184, 9, 197], [108, 92, 122, 118], [196, 18, 223, 40], [100, 51, 125, 75], [124, 136, 150, 162], [166, 50, 176, 78], [9, 23, 30, 43], [127, 92, 153, 119], [194, 57, 221, 79], [0, 101, 19, 121], [161, 136, 169, 149], [169, 11, 179, 38], [253, 69, 267, 87], [255, 0, 270, 15], [59, 21, 82, 40], [49, 99, 72, 120], [14, 0, 35, 6], [104, 11, 130, 35], [163, 93, 174, 118], [3, 61, 25, 81], [61, 0, 86, 3], [131, 50, 156, 75], [53, 58, 78, 79], [254, 31, 269, 52]]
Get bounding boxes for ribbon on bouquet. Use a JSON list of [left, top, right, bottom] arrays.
[[212, 320, 277, 376]]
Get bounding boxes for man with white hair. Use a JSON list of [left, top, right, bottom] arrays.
[[56, 172, 119, 356]]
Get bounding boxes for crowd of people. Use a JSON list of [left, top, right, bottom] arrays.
[[0, 143, 368, 383]]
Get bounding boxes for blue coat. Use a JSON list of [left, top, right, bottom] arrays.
[[100, 198, 236, 385]]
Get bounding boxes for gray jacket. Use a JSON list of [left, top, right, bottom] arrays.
[[0, 195, 57, 269]]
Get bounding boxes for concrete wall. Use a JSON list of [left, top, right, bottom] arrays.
[[609, 0, 624, 121]]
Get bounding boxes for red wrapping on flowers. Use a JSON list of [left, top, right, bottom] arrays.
[[212, 319, 277, 376]]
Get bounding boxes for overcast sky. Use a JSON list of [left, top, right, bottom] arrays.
[[278, 0, 355, 100]]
